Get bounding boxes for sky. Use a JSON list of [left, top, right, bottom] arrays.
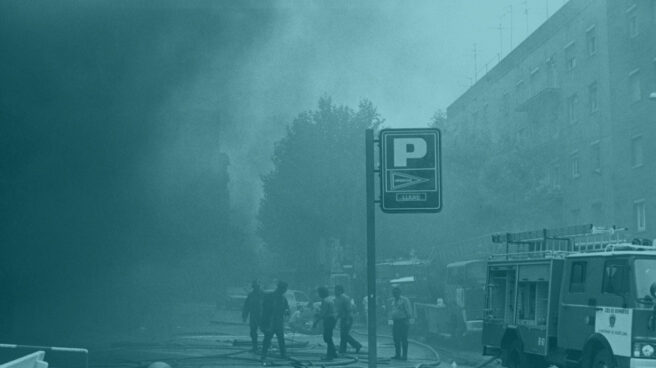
[[215, 0, 567, 233]]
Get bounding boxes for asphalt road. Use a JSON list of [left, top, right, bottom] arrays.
[[76, 303, 491, 368]]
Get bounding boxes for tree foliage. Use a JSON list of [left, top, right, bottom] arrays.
[[258, 98, 382, 280], [429, 108, 564, 248]]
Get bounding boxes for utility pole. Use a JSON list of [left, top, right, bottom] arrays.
[[473, 43, 478, 82], [523, 0, 529, 36], [508, 5, 514, 50], [546, 0, 550, 19], [492, 22, 506, 57]]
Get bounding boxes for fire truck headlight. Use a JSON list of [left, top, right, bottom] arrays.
[[642, 343, 655, 357], [633, 343, 656, 358]]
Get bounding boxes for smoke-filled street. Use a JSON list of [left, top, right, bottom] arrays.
[[3, 0, 656, 367]]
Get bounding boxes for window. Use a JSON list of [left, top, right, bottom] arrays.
[[631, 135, 644, 167], [592, 202, 604, 224], [630, 69, 641, 102], [517, 127, 527, 141], [546, 55, 557, 87], [589, 82, 599, 113], [586, 26, 597, 55], [294, 291, 309, 303], [602, 260, 630, 295], [568, 94, 579, 123], [516, 79, 525, 93], [635, 200, 647, 232], [628, 10, 639, 38], [591, 141, 601, 172], [549, 163, 561, 187], [569, 262, 587, 293], [571, 152, 580, 178], [565, 42, 576, 71], [530, 67, 540, 95], [502, 93, 510, 116]]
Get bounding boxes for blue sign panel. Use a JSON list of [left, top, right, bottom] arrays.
[[380, 128, 441, 213]]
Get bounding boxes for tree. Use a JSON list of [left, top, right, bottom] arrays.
[[258, 98, 382, 284], [425, 107, 564, 260]]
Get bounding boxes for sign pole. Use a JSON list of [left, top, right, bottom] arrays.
[[365, 128, 377, 368]]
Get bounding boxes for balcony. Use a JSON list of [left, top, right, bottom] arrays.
[[516, 85, 561, 112], [516, 69, 561, 113]]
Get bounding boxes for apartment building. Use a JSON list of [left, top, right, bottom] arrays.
[[446, 0, 656, 239]]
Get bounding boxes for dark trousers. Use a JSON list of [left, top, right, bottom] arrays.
[[261, 326, 286, 359], [392, 318, 409, 359], [323, 316, 337, 358], [338, 316, 361, 353], [249, 319, 260, 351]]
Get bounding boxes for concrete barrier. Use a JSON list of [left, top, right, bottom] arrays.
[[0, 344, 87, 368], [0, 351, 47, 368]]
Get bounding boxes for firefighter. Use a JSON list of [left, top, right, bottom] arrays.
[[242, 280, 263, 353], [334, 285, 362, 354], [389, 286, 412, 361], [313, 286, 337, 360], [260, 281, 290, 362]]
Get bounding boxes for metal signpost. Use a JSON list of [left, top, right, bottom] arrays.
[[365, 130, 377, 368], [365, 128, 441, 367]]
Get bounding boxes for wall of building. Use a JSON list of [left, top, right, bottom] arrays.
[[446, 0, 655, 239], [607, 0, 656, 239]]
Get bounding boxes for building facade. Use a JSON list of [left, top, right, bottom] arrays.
[[446, 0, 656, 240]]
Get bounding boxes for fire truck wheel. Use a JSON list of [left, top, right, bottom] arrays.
[[501, 339, 527, 368], [590, 347, 615, 368]]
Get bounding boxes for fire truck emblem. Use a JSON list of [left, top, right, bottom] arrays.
[[609, 314, 616, 328]]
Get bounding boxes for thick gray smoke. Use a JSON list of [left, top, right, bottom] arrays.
[[0, 0, 561, 346]]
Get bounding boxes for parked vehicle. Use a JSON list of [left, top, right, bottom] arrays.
[[284, 289, 311, 312], [415, 259, 486, 341], [377, 259, 433, 303], [222, 286, 310, 315], [288, 300, 322, 335], [223, 286, 248, 310], [481, 224, 656, 368]]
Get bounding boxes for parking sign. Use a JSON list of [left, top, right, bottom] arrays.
[[380, 128, 441, 213]]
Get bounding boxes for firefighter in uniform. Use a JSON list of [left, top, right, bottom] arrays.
[[242, 280, 263, 353], [313, 286, 337, 360], [260, 281, 290, 362], [389, 286, 412, 361]]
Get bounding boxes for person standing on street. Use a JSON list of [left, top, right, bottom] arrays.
[[334, 285, 362, 354], [389, 286, 412, 361], [313, 286, 337, 360], [260, 281, 290, 363], [242, 280, 263, 353]]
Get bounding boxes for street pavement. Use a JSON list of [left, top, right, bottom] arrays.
[[86, 303, 490, 368]]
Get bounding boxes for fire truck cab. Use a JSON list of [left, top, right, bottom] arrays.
[[482, 225, 656, 368]]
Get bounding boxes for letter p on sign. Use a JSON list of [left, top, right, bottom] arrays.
[[393, 138, 427, 167]]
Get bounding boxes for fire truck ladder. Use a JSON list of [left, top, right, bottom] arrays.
[[490, 224, 628, 260]]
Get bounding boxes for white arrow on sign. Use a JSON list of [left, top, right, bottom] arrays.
[[390, 171, 429, 191]]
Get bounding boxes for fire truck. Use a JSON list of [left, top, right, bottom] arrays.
[[482, 224, 656, 368]]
